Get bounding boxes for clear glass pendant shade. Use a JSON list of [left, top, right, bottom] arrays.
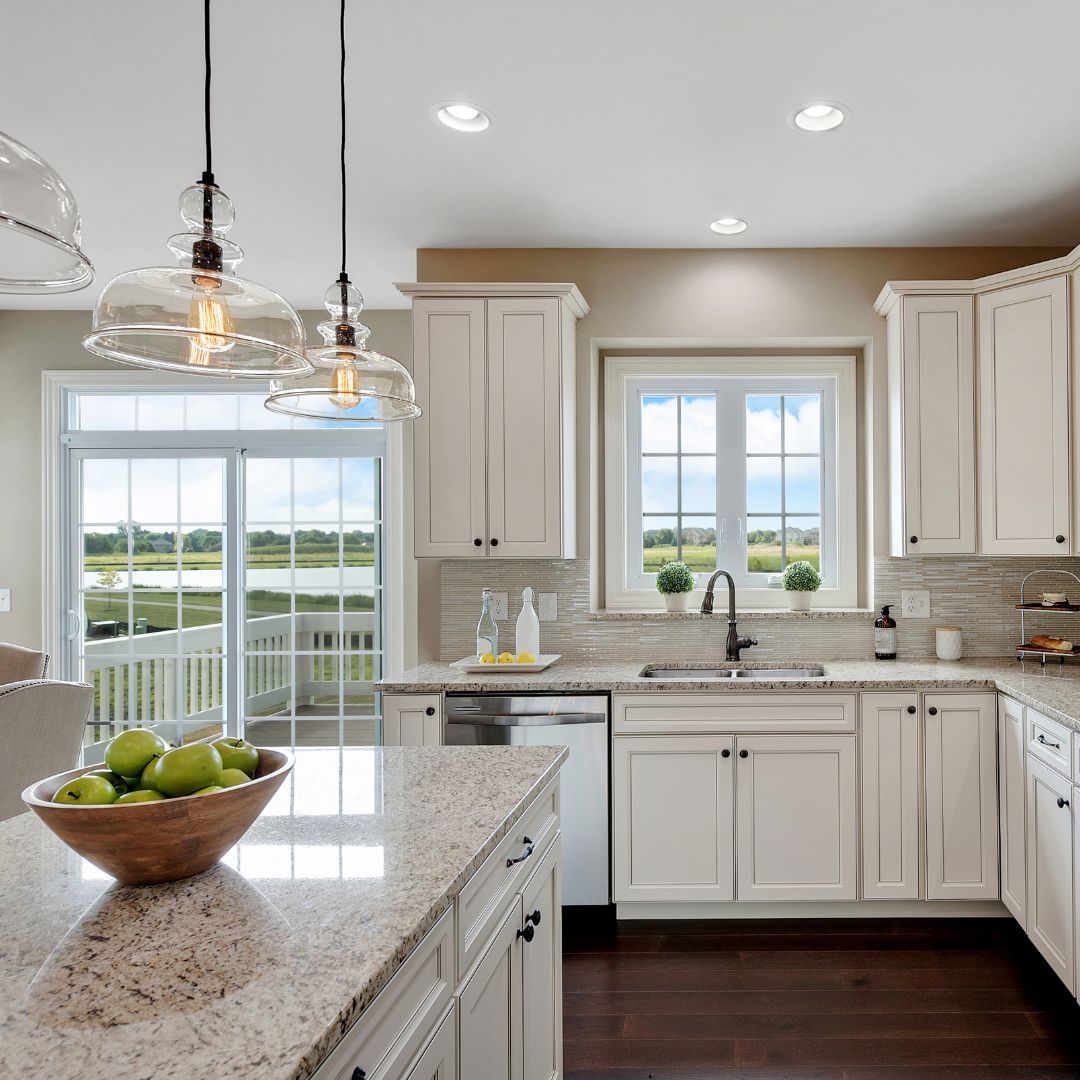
[[83, 183, 311, 378], [265, 279, 421, 422], [0, 130, 93, 293]]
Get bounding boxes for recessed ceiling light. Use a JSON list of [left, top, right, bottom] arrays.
[[792, 102, 847, 133], [709, 217, 748, 235], [431, 101, 493, 133]]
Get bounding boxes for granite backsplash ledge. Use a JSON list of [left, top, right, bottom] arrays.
[[439, 556, 1080, 661]]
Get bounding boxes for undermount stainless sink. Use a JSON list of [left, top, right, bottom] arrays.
[[640, 665, 826, 680]]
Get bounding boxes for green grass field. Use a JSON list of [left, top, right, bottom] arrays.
[[84, 548, 375, 570], [644, 544, 821, 574]]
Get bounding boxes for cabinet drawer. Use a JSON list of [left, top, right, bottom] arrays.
[[383, 694, 442, 747], [613, 693, 856, 735], [400, 1002, 456, 1080], [1028, 708, 1072, 779], [457, 774, 559, 978], [314, 906, 455, 1080]]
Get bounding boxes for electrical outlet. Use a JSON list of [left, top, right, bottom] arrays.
[[492, 592, 508, 621], [538, 592, 558, 622], [0, 588, 9, 613], [900, 589, 930, 619]]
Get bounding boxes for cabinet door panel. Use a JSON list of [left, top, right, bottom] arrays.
[[1027, 756, 1074, 990], [458, 900, 522, 1080], [486, 298, 563, 557], [924, 693, 999, 899], [402, 1004, 457, 1080], [413, 299, 488, 557], [735, 734, 857, 901], [520, 836, 561, 1080], [612, 735, 734, 902], [861, 693, 920, 899], [999, 696, 1028, 925], [899, 296, 975, 554], [382, 695, 442, 747], [978, 277, 1070, 554]]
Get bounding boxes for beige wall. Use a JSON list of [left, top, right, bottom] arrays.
[[416, 246, 1068, 646], [0, 307, 428, 665]]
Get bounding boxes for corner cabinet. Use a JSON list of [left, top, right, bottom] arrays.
[[398, 283, 588, 559]]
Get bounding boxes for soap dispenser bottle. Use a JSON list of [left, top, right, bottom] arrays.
[[516, 587, 541, 660], [874, 604, 897, 661]]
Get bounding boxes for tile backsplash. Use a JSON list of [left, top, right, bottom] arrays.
[[439, 557, 1080, 662]]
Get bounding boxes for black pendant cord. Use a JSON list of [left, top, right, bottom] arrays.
[[202, 0, 214, 187], [338, 0, 349, 291]]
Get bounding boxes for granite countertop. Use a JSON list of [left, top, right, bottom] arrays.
[[0, 744, 566, 1080], [376, 658, 1080, 733]]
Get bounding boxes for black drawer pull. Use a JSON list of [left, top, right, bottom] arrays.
[[473, 538, 483, 546], [490, 538, 499, 547], [1058, 796, 1071, 809], [909, 535, 918, 544], [1057, 535, 1066, 544], [506, 836, 534, 867], [425, 706, 435, 716], [721, 748, 731, 758], [739, 749, 749, 759], [351, 1069, 367, 1080], [1037, 733, 1062, 750], [906, 705, 916, 715], [526, 908, 542, 927], [928, 707, 938, 716], [517, 923, 535, 943]]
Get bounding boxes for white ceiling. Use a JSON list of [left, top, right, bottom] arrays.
[[6, 0, 1080, 310]]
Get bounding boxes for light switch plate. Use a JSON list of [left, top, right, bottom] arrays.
[[0, 588, 10, 613], [539, 592, 558, 622], [900, 589, 930, 619], [492, 592, 508, 621]]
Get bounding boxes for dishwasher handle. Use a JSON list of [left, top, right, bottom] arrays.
[[445, 711, 606, 728]]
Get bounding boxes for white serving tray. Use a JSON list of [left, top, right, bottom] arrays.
[[450, 654, 561, 674]]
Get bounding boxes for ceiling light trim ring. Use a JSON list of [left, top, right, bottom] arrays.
[[791, 101, 849, 133], [431, 100, 494, 133]]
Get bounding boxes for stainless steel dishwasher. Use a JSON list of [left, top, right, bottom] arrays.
[[444, 693, 609, 906]]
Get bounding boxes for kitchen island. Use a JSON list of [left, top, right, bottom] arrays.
[[0, 744, 566, 1079]]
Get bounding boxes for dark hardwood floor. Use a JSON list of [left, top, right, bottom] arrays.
[[562, 912, 1080, 1080]]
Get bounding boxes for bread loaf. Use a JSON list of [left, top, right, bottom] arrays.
[[1029, 634, 1075, 653]]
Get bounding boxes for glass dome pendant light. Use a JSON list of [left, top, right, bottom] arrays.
[[264, 0, 420, 422], [82, 0, 311, 378], [0, 131, 94, 293]]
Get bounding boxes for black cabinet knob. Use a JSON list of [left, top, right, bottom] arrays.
[[526, 908, 542, 926], [490, 538, 499, 547], [473, 538, 483, 547], [906, 705, 916, 715], [517, 923, 535, 943], [721, 748, 731, 758], [1058, 796, 1071, 809], [739, 749, 749, 759], [352, 1069, 367, 1080], [909, 535, 918, 545], [425, 706, 435, 716], [928, 706, 938, 715], [1057, 535, 1067, 544]]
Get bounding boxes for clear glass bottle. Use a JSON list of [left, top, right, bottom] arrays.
[[476, 588, 498, 660]]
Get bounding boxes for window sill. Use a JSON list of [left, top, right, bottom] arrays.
[[593, 608, 875, 621]]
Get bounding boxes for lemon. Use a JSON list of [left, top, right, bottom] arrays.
[[516, 651, 538, 665], [498, 652, 516, 664], [479, 652, 497, 665]]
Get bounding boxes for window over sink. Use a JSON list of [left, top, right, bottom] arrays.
[[604, 356, 857, 609]]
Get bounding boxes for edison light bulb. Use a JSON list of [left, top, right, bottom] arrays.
[[329, 358, 361, 409], [187, 283, 235, 366]]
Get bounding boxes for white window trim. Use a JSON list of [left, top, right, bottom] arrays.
[[604, 355, 858, 610], [41, 370, 409, 680]]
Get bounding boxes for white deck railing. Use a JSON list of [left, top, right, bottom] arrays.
[[82, 612, 378, 741]]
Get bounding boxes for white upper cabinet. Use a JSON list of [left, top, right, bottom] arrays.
[[886, 295, 975, 555], [978, 276, 1070, 555], [400, 284, 587, 559]]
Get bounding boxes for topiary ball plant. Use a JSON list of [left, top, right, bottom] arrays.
[[781, 560, 821, 611], [656, 561, 695, 611]]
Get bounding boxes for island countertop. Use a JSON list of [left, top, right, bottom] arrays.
[[0, 744, 566, 1080], [376, 657, 1080, 734]]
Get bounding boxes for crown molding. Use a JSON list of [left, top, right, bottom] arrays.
[[394, 281, 590, 319]]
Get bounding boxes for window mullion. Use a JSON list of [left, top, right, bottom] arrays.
[[715, 388, 742, 582]]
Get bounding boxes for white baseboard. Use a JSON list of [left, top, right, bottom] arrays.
[[615, 899, 1011, 919]]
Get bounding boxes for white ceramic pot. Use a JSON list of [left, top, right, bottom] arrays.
[[936, 626, 963, 661], [663, 592, 690, 612], [787, 590, 812, 612]]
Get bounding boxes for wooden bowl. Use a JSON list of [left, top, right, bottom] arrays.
[[21, 748, 293, 886]]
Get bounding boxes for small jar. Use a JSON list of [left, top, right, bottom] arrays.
[[936, 626, 963, 661]]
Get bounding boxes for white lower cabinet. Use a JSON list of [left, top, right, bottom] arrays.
[[1026, 756, 1074, 990], [735, 734, 857, 902], [520, 837, 562, 1080], [860, 693, 920, 899], [999, 695, 1028, 923], [404, 1005, 457, 1080], [923, 693, 999, 900], [382, 695, 442, 747], [612, 735, 734, 902]]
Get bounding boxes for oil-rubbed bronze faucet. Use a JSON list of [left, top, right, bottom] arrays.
[[700, 569, 757, 661]]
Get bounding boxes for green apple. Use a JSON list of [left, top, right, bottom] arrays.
[[105, 729, 168, 778], [52, 775, 118, 805], [154, 744, 223, 797], [211, 738, 260, 777], [86, 770, 132, 796], [137, 754, 165, 792], [219, 768, 251, 788], [114, 789, 166, 804], [189, 785, 224, 797]]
